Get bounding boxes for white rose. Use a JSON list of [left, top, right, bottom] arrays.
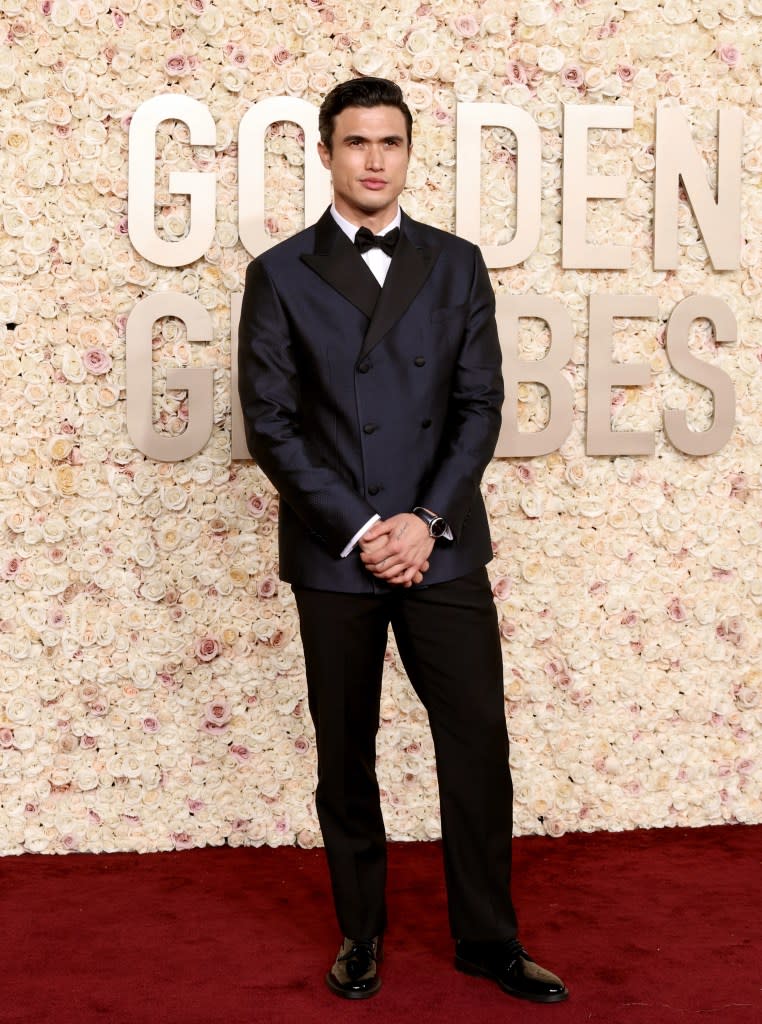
[[519, 1, 552, 26], [51, 0, 76, 27], [75, 770, 98, 790], [5, 696, 36, 724], [353, 46, 386, 76], [160, 485, 188, 511], [140, 579, 167, 602], [584, 67, 605, 92], [12, 726, 37, 751], [453, 71, 481, 103], [537, 46, 564, 72]]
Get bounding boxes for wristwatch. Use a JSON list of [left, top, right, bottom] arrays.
[[412, 506, 449, 539]]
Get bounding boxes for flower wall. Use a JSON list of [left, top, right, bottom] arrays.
[[0, 0, 760, 855]]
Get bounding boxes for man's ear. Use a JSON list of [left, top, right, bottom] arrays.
[[317, 141, 332, 170]]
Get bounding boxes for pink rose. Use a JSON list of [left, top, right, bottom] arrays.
[[142, 717, 160, 733], [195, 636, 220, 662], [544, 658, 567, 677], [716, 618, 743, 646], [499, 617, 515, 639], [491, 576, 511, 600], [3, 557, 22, 580], [667, 597, 687, 622], [165, 54, 191, 77], [230, 744, 251, 763], [271, 47, 292, 66], [269, 629, 286, 649], [82, 348, 113, 375], [9, 18, 30, 39], [258, 575, 278, 599], [597, 20, 618, 38], [561, 64, 584, 87], [247, 494, 268, 517], [617, 64, 636, 82], [729, 473, 748, 500], [202, 699, 232, 731], [227, 45, 249, 66], [453, 14, 479, 37], [718, 44, 740, 67], [506, 60, 527, 85]]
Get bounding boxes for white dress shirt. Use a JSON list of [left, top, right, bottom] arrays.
[[333, 205, 400, 557]]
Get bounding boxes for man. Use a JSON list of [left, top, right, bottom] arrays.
[[238, 77, 567, 1004]]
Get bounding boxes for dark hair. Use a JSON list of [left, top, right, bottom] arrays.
[[319, 77, 413, 151]]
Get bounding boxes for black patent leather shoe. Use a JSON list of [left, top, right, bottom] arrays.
[[326, 936, 383, 999], [455, 938, 568, 1003]]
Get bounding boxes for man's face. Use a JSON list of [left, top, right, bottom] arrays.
[[318, 104, 411, 228]]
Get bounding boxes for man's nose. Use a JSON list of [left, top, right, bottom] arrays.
[[365, 145, 384, 169]]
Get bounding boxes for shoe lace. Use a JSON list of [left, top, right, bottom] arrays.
[[502, 938, 527, 965], [339, 940, 377, 963]]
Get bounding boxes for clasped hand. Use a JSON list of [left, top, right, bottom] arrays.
[[359, 513, 434, 587]]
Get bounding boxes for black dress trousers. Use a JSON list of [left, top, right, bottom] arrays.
[[293, 566, 518, 943]]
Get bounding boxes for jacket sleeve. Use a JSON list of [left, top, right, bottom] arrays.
[[415, 245, 504, 539], [237, 257, 378, 558]]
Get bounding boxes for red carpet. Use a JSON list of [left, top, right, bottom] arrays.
[[1, 824, 760, 1024]]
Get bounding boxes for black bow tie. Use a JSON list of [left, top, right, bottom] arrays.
[[354, 226, 400, 257]]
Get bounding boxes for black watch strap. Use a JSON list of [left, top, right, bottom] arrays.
[[412, 506, 449, 539]]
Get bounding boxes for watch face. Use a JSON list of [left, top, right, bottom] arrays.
[[430, 518, 447, 538], [414, 508, 446, 538]]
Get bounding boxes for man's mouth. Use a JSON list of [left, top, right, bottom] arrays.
[[361, 179, 387, 190]]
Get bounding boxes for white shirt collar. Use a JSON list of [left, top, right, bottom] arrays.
[[330, 204, 402, 243]]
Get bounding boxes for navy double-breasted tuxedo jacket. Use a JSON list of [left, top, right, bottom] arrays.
[[238, 208, 504, 593]]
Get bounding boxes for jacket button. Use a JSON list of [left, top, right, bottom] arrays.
[[368, 485, 380, 496], [421, 418, 432, 428], [363, 423, 377, 435], [414, 356, 426, 367], [358, 362, 370, 373]]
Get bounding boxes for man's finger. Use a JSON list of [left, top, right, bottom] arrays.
[[361, 520, 393, 542]]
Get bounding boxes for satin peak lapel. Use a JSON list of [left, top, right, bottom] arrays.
[[359, 219, 440, 361], [300, 210, 379, 321]]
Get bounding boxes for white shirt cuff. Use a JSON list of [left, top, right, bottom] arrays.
[[340, 514, 381, 558]]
